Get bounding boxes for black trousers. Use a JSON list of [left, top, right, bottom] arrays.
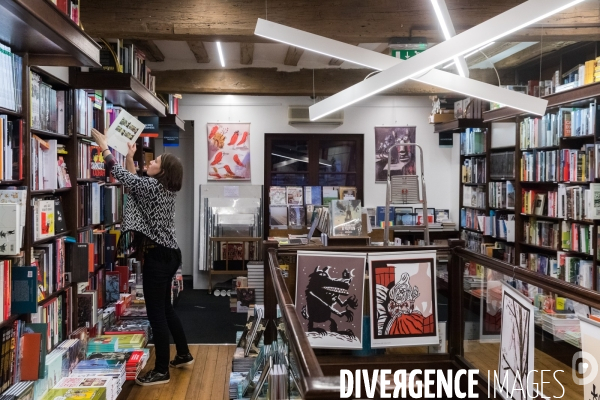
[[142, 246, 189, 373]]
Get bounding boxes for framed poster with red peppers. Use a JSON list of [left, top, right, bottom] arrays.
[[207, 123, 251, 180]]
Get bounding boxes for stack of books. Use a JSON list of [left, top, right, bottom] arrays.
[[541, 312, 580, 344], [87, 336, 119, 354], [125, 350, 147, 381], [0, 381, 34, 400], [232, 347, 257, 373], [247, 262, 264, 305], [229, 372, 248, 399], [104, 320, 152, 340], [41, 388, 107, 400], [71, 359, 126, 388], [112, 334, 146, 350], [54, 377, 117, 400]]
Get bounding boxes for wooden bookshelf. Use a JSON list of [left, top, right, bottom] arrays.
[[159, 114, 185, 131], [434, 118, 487, 134], [0, 0, 100, 67], [70, 71, 166, 117]]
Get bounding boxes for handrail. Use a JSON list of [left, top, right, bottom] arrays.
[[453, 246, 600, 310], [267, 248, 340, 399]]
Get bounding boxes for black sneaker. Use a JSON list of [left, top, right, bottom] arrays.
[[169, 353, 195, 368], [135, 370, 170, 386]]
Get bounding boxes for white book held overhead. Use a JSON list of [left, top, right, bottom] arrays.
[[105, 109, 145, 156]]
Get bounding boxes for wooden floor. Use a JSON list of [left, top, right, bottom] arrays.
[[118, 345, 236, 400], [464, 341, 582, 400]]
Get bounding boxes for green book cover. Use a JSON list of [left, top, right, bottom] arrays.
[[561, 221, 570, 249], [41, 388, 106, 400]]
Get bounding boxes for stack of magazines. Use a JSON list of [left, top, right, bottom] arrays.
[[71, 359, 126, 388], [125, 350, 147, 381], [104, 319, 152, 341], [54, 377, 117, 400]]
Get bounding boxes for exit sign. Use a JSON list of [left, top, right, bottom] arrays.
[[391, 49, 424, 60]]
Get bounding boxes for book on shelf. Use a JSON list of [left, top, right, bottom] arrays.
[[488, 181, 515, 210], [461, 157, 486, 183], [0, 203, 21, 255], [330, 200, 362, 236], [0, 116, 24, 181], [460, 208, 484, 231], [268, 205, 288, 229], [322, 186, 339, 206], [288, 205, 306, 229], [268, 186, 286, 205], [31, 136, 58, 191], [523, 217, 560, 249], [304, 186, 322, 205], [462, 186, 486, 209], [558, 105, 596, 138], [460, 128, 486, 155], [489, 151, 515, 180], [339, 186, 357, 200], [520, 115, 559, 149], [394, 207, 416, 226], [30, 72, 69, 135], [11, 266, 37, 314], [376, 206, 394, 227], [560, 221, 593, 255], [32, 198, 55, 241], [285, 186, 302, 205], [0, 44, 23, 114]]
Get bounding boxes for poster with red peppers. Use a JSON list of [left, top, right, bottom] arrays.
[[207, 123, 251, 180]]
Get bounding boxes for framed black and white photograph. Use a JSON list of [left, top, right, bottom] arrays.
[[375, 126, 417, 182]]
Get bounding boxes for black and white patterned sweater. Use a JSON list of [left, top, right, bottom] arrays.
[[105, 154, 178, 249]]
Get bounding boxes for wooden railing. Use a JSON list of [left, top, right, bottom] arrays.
[[263, 239, 600, 399]]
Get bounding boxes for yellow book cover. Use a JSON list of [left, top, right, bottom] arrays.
[[584, 60, 596, 85]]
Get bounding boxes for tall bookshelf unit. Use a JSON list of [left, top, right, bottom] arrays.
[[0, 0, 102, 392], [0, 2, 167, 395], [468, 83, 600, 293]]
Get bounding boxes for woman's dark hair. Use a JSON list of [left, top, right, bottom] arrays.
[[155, 153, 183, 192]]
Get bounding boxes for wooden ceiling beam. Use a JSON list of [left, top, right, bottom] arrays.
[[130, 40, 165, 62], [80, 0, 600, 43], [494, 41, 576, 69], [152, 67, 507, 96], [240, 43, 254, 65], [284, 46, 304, 66], [187, 41, 210, 63]]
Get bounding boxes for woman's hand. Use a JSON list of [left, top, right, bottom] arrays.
[[91, 128, 108, 151], [127, 142, 137, 159]]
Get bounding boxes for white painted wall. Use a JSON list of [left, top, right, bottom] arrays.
[[177, 95, 459, 288]]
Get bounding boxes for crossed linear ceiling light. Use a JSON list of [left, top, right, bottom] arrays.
[[255, 20, 547, 118], [255, 0, 583, 121], [430, 0, 469, 77]]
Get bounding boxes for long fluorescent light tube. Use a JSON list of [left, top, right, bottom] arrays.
[[254, 19, 548, 116], [309, 0, 584, 120], [216, 42, 225, 67], [431, 0, 468, 77]]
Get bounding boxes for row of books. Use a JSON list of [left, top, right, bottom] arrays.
[[561, 221, 593, 255], [459, 230, 515, 264], [454, 99, 488, 120], [77, 142, 125, 181], [0, 117, 23, 181], [475, 212, 515, 242], [489, 151, 515, 180], [459, 128, 487, 155], [520, 147, 596, 183], [92, 40, 156, 93], [75, 89, 96, 137], [462, 186, 486, 209], [522, 217, 560, 250], [31, 137, 69, 191], [520, 115, 560, 149], [30, 72, 69, 134], [488, 181, 515, 210], [460, 208, 485, 231], [77, 183, 124, 228], [49, 0, 81, 26], [0, 189, 26, 254], [520, 252, 593, 289], [268, 185, 357, 206], [0, 45, 23, 114], [555, 57, 600, 92], [461, 157, 486, 184], [32, 197, 66, 242]]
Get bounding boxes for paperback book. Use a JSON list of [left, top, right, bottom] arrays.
[[330, 200, 362, 236]]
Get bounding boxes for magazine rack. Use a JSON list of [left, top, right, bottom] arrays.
[[383, 143, 430, 245]]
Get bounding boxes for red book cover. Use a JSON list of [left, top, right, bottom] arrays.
[[126, 350, 144, 366], [56, 0, 68, 13], [88, 243, 95, 273], [116, 266, 129, 293], [20, 333, 41, 381], [4, 261, 10, 321], [90, 145, 106, 178]]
